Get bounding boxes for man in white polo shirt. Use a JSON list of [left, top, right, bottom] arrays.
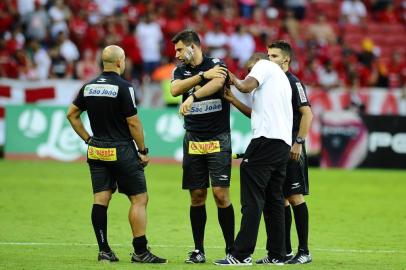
[[214, 53, 292, 266]]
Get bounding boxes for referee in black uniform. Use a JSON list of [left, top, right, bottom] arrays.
[[170, 29, 235, 263], [67, 45, 166, 264]]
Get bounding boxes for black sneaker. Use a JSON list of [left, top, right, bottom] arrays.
[[285, 251, 295, 262], [131, 248, 168, 264], [98, 250, 119, 262], [185, 249, 206, 263], [287, 250, 312, 264], [255, 255, 284, 265]]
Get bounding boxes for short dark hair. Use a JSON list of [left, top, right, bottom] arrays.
[[268, 40, 293, 59], [246, 52, 268, 71], [171, 29, 201, 46]]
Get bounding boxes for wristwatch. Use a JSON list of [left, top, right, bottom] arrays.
[[198, 71, 205, 81], [295, 136, 305, 144], [138, 148, 149, 155]]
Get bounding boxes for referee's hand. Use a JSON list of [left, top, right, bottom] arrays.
[[179, 95, 194, 116], [138, 153, 149, 167], [290, 143, 302, 161], [204, 66, 227, 80]]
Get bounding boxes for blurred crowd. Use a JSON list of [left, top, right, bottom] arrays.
[[1, 0, 406, 92]]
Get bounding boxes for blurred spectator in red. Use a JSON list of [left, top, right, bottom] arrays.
[[49, 46, 73, 79], [340, 0, 367, 25], [387, 51, 406, 88], [204, 23, 229, 59], [4, 25, 25, 55], [300, 57, 319, 87], [0, 0, 17, 34], [69, 10, 88, 51], [83, 20, 105, 52], [376, 2, 400, 23], [48, 0, 71, 38], [285, 0, 307, 20], [229, 24, 255, 67], [307, 14, 336, 46], [25, 2, 49, 41], [135, 12, 163, 77], [55, 31, 79, 63], [121, 24, 142, 82], [0, 36, 18, 78], [317, 59, 341, 90], [76, 48, 100, 81], [123, 0, 145, 27], [15, 48, 36, 80]]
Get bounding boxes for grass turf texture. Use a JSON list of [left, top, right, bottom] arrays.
[[0, 160, 405, 270]]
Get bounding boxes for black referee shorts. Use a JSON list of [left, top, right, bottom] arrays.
[[182, 131, 232, 190], [87, 138, 146, 196], [283, 145, 309, 198]]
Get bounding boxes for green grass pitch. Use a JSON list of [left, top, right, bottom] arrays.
[[0, 160, 405, 269]]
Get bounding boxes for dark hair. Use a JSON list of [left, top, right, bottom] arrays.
[[268, 40, 293, 59], [246, 52, 269, 71], [171, 29, 201, 46]]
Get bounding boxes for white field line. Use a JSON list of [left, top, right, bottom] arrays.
[[0, 242, 404, 254]]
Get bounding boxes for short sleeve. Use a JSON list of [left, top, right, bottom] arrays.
[[172, 66, 184, 81], [72, 86, 86, 111], [247, 60, 269, 86], [119, 84, 138, 117]]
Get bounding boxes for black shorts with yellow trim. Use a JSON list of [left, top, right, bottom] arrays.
[[87, 138, 146, 196], [283, 145, 309, 198], [182, 131, 232, 190]]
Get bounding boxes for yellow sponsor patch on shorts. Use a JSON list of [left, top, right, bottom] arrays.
[[188, 141, 220, 154], [88, 146, 117, 161]]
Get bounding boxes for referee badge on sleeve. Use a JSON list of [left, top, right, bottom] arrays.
[[296, 82, 307, 103]]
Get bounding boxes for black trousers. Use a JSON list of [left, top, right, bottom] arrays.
[[232, 137, 290, 260]]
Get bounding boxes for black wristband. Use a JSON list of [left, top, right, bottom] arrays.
[[138, 148, 149, 155], [191, 93, 197, 101]]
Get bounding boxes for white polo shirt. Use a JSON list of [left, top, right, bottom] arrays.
[[247, 59, 293, 146]]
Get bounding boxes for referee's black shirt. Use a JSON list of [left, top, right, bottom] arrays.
[[173, 56, 230, 138], [286, 71, 311, 140], [73, 71, 137, 141]]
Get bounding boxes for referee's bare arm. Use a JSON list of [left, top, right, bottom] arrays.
[[171, 76, 202, 97], [193, 77, 225, 99], [224, 88, 252, 118], [127, 115, 149, 166], [67, 104, 91, 143], [126, 115, 146, 151], [170, 66, 227, 97]]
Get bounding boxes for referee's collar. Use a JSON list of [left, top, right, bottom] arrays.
[[102, 71, 120, 76]]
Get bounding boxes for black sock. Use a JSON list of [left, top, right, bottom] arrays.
[[285, 205, 292, 254], [132, 235, 148, 254], [91, 204, 110, 252], [292, 203, 309, 253], [190, 205, 206, 253], [218, 204, 235, 253]]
